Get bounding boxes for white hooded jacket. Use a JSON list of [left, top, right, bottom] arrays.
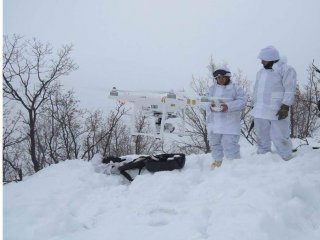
[[251, 58, 297, 120], [206, 82, 246, 135]]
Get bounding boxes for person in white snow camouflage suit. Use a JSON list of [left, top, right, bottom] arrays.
[[251, 46, 297, 160], [206, 66, 246, 169]]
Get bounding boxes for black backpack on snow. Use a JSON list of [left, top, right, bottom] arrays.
[[102, 156, 124, 164], [102, 154, 186, 182]]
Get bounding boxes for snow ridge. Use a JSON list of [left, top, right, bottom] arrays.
[[4, 144, 320, 240]]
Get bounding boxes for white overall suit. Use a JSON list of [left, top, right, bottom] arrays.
[[251, 58, 297, 159], [206, 82, 246, 161]]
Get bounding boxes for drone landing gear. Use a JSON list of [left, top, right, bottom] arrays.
[[164, 123, 175, 133], [155, 117, 175, 133]]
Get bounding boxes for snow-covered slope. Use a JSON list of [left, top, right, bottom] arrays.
[[4, 141, 320, 240]]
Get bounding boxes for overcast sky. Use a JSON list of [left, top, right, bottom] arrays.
[[4, 0, 320, 110]]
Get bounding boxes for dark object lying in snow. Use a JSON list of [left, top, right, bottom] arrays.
[[102, 154, 186, 182]]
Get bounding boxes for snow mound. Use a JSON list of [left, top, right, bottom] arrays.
[[4, 144, 320, 240]]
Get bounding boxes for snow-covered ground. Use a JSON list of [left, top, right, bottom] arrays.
[[4, 139, 320, 240]]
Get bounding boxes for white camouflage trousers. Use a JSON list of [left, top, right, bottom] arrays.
[[208, 132, 240, 161], [254, 118, 293, 160]]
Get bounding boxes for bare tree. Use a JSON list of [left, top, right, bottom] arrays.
[[108, 120, 132, 156], [290, 61, 320, 138], [34, 86, 85, 164], [2, 103, 26, 182], [175, 75, 210, 154], [81, 104, 127, 160], [3, 35, 78, 172], [179, 106, 210, 154], [131, 112, 163, 154], [232, 69, 256, 145], [175, 58, 214, 154]]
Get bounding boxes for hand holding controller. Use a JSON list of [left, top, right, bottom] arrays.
[[210, 103, 222, 112]]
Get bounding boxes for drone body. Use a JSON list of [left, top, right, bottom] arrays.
[[109, 87, 228, 140]]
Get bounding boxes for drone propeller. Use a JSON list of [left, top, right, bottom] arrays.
[[110, 87, 170, 95], [198, 96, 231, 102]]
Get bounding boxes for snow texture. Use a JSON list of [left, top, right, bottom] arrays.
[[4, 139, 320, 240]]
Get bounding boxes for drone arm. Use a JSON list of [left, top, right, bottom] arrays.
[[198, 88, 217, 111]]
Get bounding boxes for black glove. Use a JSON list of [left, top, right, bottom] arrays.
[[276, 104, 289, 120]]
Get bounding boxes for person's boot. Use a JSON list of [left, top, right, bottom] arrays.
[[211, 160, 222, 170], [282, 155, 293, 161]]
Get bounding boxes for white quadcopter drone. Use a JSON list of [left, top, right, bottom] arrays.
[[108, 87, 228, 140]]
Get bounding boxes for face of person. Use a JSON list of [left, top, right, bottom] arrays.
[[261, 59, 275, 69], [215, 75, 228, 85], [261, 60, 269, 66]]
